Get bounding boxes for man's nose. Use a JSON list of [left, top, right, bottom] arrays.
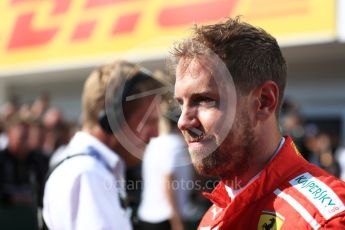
[[177, 106, 200, 131]]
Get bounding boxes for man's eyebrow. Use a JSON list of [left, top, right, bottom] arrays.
[[192, 88, 219, 96], [174, 91, 218, 100]]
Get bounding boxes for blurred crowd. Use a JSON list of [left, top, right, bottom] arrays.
[[0, 94, 76, 158], [0, 93, 77, 229], [0, 93, 345, 229], [280, 99, 345, 179]]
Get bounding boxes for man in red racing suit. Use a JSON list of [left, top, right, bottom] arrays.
[[171, 17, 345, 230], [199, 136, 345, 229]]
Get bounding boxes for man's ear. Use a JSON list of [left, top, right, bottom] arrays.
[[253, 81, 279, 121]]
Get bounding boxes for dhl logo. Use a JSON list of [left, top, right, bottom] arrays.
[[5, 0, 240, 50], [0, 0, 334, 70]]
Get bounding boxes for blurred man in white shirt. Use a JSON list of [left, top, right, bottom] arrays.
[[43, 60, 162, 230]]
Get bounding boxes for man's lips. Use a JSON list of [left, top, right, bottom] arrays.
[[184, 133, 213, 144], [182, 128, 214, 145], [188, 137, 204, 143]]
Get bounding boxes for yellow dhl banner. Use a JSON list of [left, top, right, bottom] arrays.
[[0, 0, 336, 72]]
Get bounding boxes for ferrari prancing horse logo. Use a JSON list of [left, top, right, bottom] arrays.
[[257, 211, 284, 230]]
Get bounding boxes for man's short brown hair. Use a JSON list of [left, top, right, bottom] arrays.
[[172, 17, 287, 116], [82, 60, 162, 130]]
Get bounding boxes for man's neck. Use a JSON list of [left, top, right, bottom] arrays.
[[82, 126, 109, 145], [224, 134, 283, 189]]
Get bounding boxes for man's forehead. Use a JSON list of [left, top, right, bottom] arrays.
[[176, 57, 231, 90], [175, 62, 221, 99], [175, 56, 236, 100], [176, 57, 215, 79]]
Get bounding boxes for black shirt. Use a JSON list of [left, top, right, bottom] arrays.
[[0, 148, 49, 207]]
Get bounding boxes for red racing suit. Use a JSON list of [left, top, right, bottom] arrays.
[[199, 136, 345, 229]]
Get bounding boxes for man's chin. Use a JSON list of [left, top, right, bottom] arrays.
[[190, 152, 248, 178], [188, 142, 217, 158], [191, 155, 218, 176], [188, 145, 219, 175]]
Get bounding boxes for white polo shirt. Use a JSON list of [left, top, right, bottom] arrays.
[[138, 133, 193, 223], [43, 131, 131, 230]]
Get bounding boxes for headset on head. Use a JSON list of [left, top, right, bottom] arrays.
[[98, 68, 155, 134]]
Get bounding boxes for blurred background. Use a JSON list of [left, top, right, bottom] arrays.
[[0, 0, 345, 229]]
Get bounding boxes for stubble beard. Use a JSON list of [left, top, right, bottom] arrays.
[[190, 112, 256, 179]]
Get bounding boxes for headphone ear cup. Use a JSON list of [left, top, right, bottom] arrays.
[[98, 110, 113, 134]]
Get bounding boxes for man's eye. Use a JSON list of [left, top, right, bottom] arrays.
[[198, 97, 217, 107]]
